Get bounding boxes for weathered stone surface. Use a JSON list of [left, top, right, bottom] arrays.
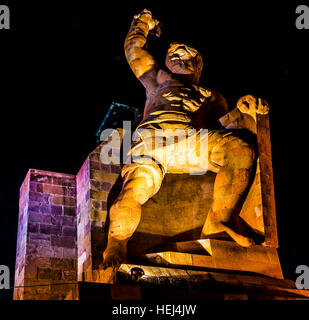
[[75, 264, 309, 300], [144, 239, 283, 279], [128, 172, 216, 255], [14, 169, 77, 300], [256, 114, 278, 247], [76, 144, 122, 283]]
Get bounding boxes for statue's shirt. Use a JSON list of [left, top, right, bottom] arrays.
[[137, 69, 228, 131]]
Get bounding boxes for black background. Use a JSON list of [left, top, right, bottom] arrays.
[[0, 0, 309, 300]]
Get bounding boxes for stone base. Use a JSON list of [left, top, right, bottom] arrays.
[[68, 263, 309, 300], [143, 239, 283, 279]]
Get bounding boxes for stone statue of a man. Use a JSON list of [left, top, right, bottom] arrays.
[[103, 9, 263, 268]]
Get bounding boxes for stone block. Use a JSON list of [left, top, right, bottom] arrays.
[[14, 169, 77, 300], [76, 143, 123, 282], [144, 239, 283, 279], [51, 235, 75, 249]]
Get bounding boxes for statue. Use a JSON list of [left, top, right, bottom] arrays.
[[102, 9, 270, 268]]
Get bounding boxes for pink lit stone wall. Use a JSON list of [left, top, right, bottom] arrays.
[[76, 142, 122, 283], [14, 169, 78, 300], [14, 170, 31, 300]]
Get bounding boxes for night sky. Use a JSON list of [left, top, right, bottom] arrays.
[[1, 0, 309, 300]]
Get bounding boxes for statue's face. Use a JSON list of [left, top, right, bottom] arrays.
[[165, 43, 203, 81]]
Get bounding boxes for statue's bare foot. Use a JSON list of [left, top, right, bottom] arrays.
[[101, 239, 127, 269], [231, 233, 255, 248], [201, 222, 255, 248]]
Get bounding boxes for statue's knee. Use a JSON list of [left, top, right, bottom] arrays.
[[121, 165, 162, 204], [227, 138, 255, 169], [242, 144, 255, 169], [125, 167, 156, 189]]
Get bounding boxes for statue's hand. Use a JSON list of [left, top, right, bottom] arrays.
[[134, 9, 161, 36], [237, 95, 269, 116]]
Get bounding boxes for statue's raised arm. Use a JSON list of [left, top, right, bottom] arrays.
[[124, 9, 161, 85]]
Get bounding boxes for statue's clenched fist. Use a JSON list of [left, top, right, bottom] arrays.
[[134, 9, 161, 36]]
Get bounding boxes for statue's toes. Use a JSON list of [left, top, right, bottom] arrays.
[[235, 235, 255, 248], [100, 255, 125, 270], [241, 237, 255, 248]]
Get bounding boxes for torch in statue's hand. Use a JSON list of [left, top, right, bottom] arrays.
[[134, 8, 162, 37]]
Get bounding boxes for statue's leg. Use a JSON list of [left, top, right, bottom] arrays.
[[201, 132, 256, 247], [102, 164, 163, 268]]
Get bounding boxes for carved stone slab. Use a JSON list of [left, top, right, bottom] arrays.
[[144, 239, 283, 279]]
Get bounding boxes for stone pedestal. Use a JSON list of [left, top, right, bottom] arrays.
[[68, 264, 309, 300], [145, 239, 283, 279], [76, 140, 122, 282], [14, 169, 77, 300]]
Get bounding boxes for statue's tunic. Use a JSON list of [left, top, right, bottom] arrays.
[[122, 67, 234, 187], [138, 68, 226, 131]]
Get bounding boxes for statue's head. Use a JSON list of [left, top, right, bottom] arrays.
[[165, 42, 203, 83]]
